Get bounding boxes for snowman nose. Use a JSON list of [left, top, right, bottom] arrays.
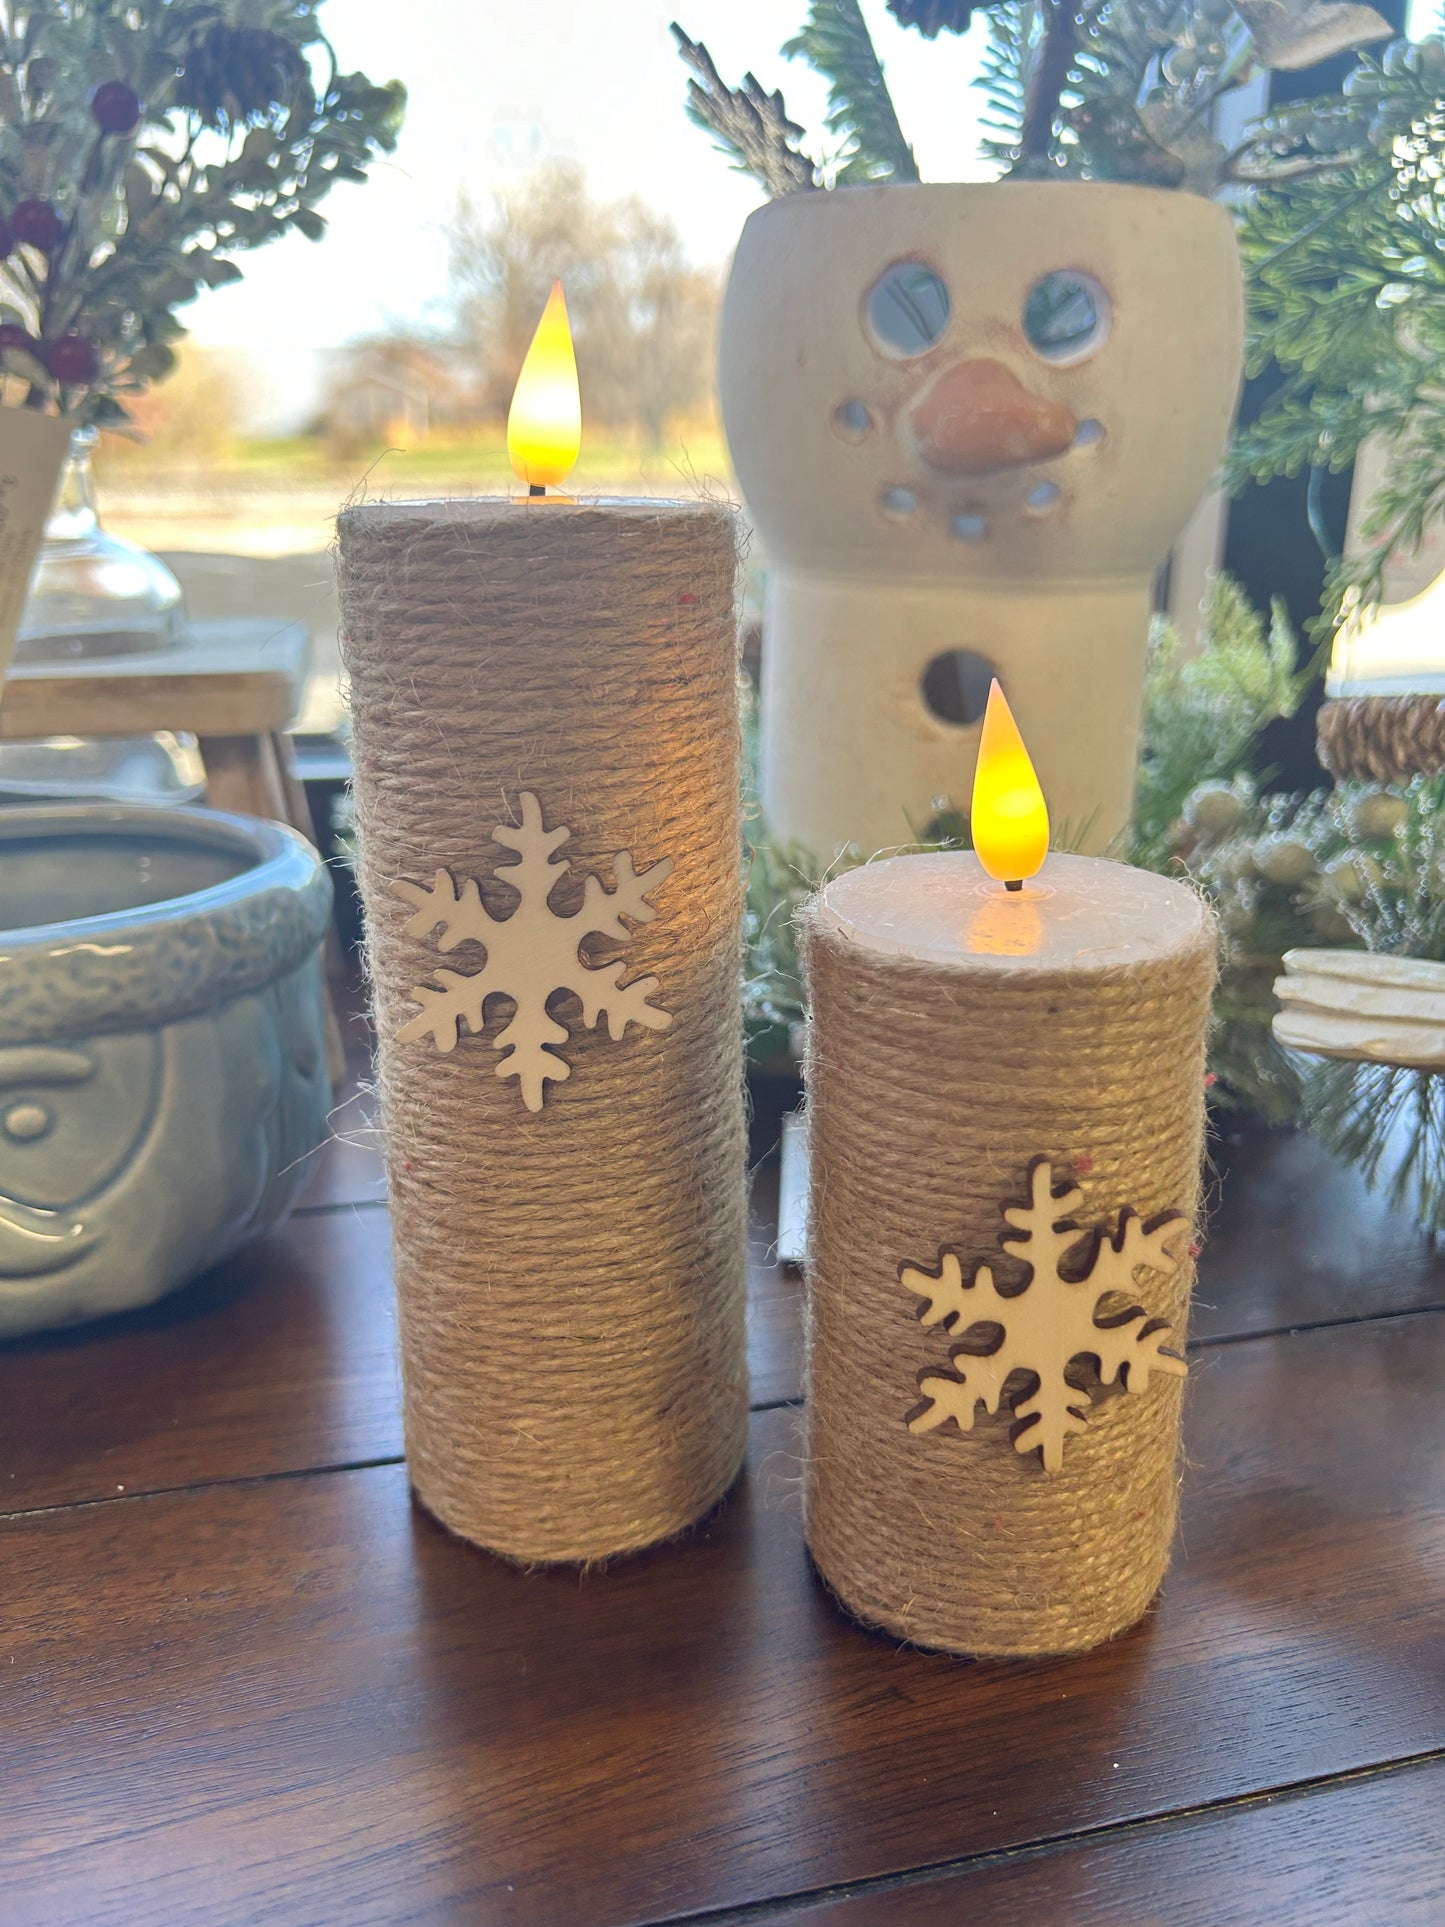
[[909, 358, 1077, 475]]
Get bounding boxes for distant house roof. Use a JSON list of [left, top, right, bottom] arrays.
[[319, 339, 477, 435]]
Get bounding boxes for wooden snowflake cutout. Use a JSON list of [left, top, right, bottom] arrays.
[[901, 1159, 1189, 1474], [392, 792, 673, 1112]]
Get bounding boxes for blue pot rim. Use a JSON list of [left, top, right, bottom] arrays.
[[0, 803, 334, 1044]]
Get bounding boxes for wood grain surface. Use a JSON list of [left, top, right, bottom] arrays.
[[761, 1759, 1445, 1924], [0, 618, 309, 737], [0, 1207, 399, 1513], [4, 1118, 1442, 1517], [1196, 1119, 1445, 1340], [0, 1178, 796, 1515], [4, 1313, 1442, 1926], [4, 1065, 1442, 1926]]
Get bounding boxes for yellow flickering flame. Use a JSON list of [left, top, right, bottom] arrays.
[[507, 279, 581, 490], [971, 679, 1050, 885]]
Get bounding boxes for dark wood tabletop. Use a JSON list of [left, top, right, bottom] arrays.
[[3, 1030, 1443, 1926]]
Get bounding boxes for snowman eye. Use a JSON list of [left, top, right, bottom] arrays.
[[1023, 270, 1111, 363], [866, 261, 951, 358]]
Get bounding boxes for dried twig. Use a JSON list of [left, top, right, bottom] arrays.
[[671, 23, 819, 198]]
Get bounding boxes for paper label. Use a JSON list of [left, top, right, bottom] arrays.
[[0, 409, 72, 677]]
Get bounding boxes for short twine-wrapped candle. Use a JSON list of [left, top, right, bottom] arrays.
[[802, 851, 1216, 1655], [337, 498, 749, 1564]]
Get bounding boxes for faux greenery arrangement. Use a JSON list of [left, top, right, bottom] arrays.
[[0, 1, 404, 426], [1129, 572, 1308, 873], [1294, 775, 1445, 1237], [744, 574, 1385, 1105], [674, 0, 1391, 197], [1126, 577, 1323, 1118], [742, 576, 1307, 1075], [686, 3, 1445, 1230], [1227, 38, 1445, 631], [744, 571, 1445, 1233]]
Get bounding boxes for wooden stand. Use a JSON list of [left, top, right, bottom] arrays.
[[0, 617, 343, 1078], [1, 617, 311, 825]]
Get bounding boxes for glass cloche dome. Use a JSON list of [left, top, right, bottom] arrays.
[[15, 428, 184, 662]]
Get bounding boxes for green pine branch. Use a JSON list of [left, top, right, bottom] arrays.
[[1304, 1059, 1445, 1232], [1130, 573, 1311, 869], [1225, 45, 1445, 631], [976, 0, 1031, 166], [1294, 772, 1445, 1234], [783, 0, 920, 184]]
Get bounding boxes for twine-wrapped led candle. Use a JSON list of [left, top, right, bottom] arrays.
[[337, 286, 748, 1564], [802, 684, 1216, 1655]]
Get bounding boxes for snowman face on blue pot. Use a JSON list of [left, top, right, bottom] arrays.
[[0, 969, 327, 1335], [0, 1034, 160, 1282]]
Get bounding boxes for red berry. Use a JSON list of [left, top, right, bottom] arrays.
[[0, 214, 12, 260], [90, 80, 142, 135], [44, 335, 99, 386], [0, 323, 35, 353], [12, 200, 63, 252]]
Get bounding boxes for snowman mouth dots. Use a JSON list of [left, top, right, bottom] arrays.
[[836, 369, 1107, 540]]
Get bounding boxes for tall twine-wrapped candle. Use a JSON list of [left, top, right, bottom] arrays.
[[337, 498, 748, 1564], [802, 849, 1216, 1655]]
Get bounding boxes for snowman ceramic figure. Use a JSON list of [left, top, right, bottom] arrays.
[[719, 181, 1244, 861]]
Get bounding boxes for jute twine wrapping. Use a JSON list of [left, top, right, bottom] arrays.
[[336, 499, 748, 1564], [1317, 693, 1445, 785], [802, 853, 1216, 1656]]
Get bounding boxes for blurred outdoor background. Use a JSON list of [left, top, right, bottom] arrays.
[[85, 0, 1443, 743], [96, 156, 735, 554], [95, 0, 1002, 557], [81, 0, 1010, 733]]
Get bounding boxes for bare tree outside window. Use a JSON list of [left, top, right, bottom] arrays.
[[448, 161, 720, 449]]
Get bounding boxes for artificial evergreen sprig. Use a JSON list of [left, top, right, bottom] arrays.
[[1227, 40, 1445, 633], [976, 0, 1031, 166], [1128, 575, 1322, 1119], [1304, 1056, 1445, 1236], [784, 0, 920, 183], [979, 0, 1391, 189], [1291, 774, 1445, 1235], [671, 24, 820, 196], [682, 0, 1395, 197], [0, 0, 404, 426], [1131, 572, 1311, 870], [674, 3, 916, 196]]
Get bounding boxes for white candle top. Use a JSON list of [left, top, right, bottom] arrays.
[[816, 850, 1210, 976]]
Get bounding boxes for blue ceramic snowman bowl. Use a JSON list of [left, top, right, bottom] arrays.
[[0, 803, 333, 1337]]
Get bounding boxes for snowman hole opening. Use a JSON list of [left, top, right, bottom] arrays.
[[920, 650, 996, 727], [1023, 271, 1111, 364], [951, 511, 988, 542], [1073, 417, 1106, 449], [880, 484, 918, 521], [832, 399, 875, 443], [866, 261, 951, 359], [1025, 481, 1063, 517]]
